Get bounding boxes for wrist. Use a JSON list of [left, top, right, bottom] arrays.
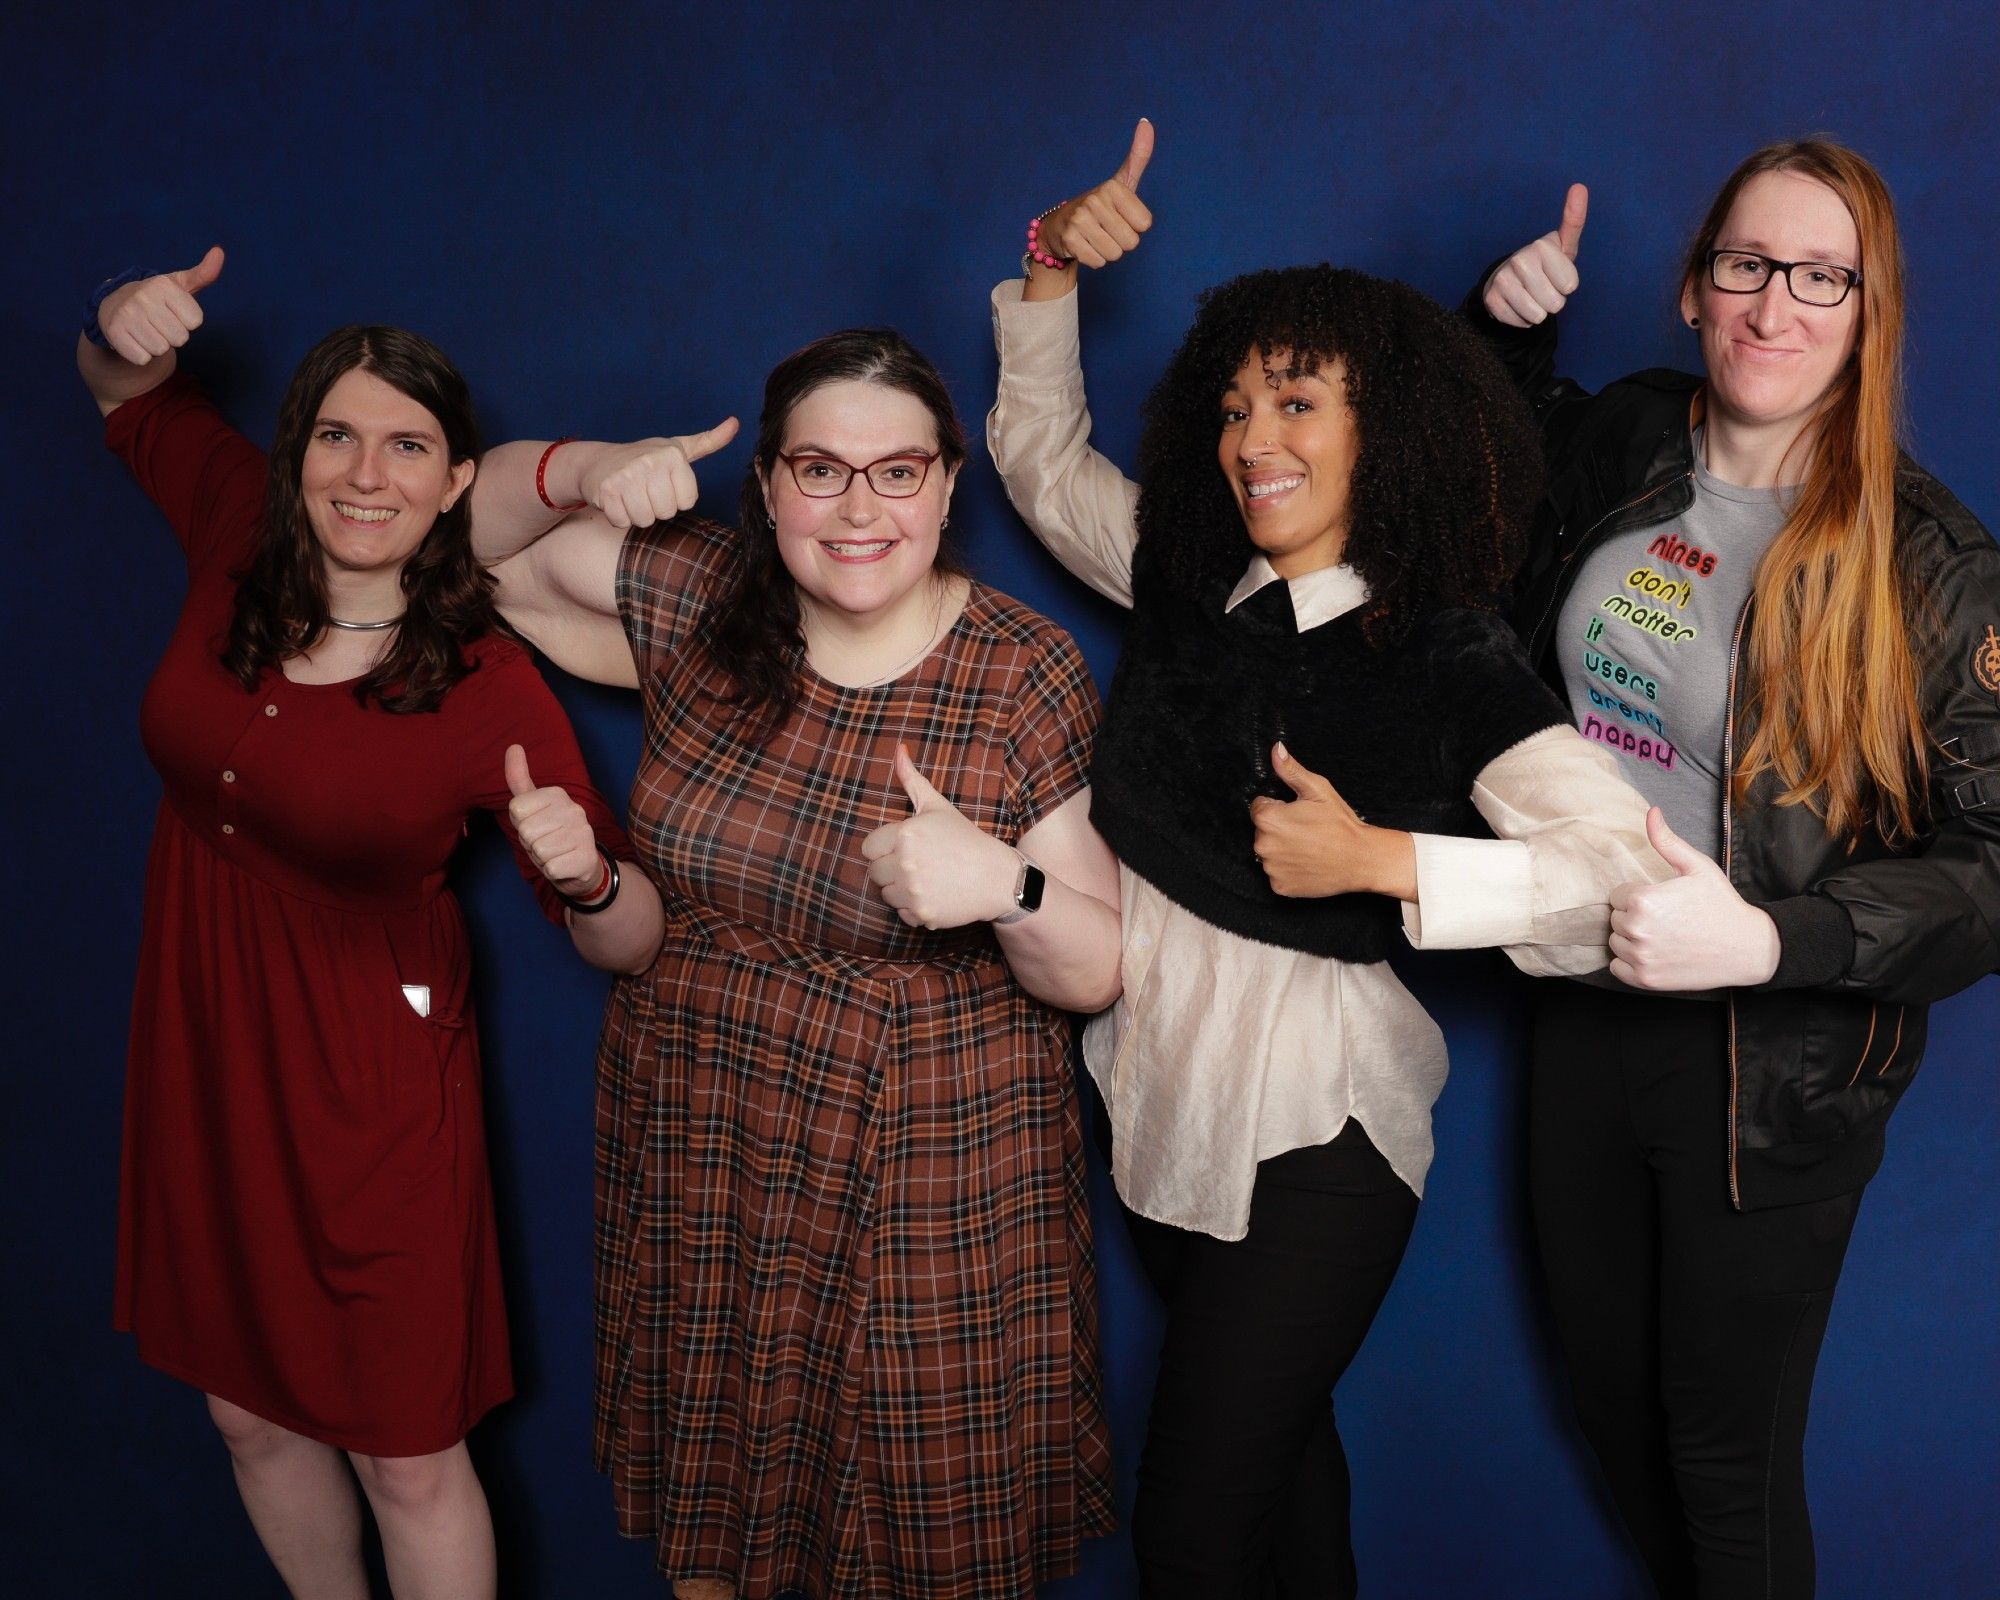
[[981, 840, 1023, 923], [1021, 253, 1079, 302], [558, 851, 620, 913], [1746, 906, 1782, 986], [1364, 825, 1418, 901], [83, 268, 151, 352], [536, 437, 591, 512], [989, 844, 1049, 926]]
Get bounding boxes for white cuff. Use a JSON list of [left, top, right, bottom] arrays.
[[1402, 833, 1535, 949], [990, 278, 1083, 388]]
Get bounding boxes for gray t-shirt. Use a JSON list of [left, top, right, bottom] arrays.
[[1556, 435, 1796, 863]]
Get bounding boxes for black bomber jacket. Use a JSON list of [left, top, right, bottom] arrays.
[[1466, 292, 2000, 1209]]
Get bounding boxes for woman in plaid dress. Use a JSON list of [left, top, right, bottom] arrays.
[[473, 330, 1122, 1598]]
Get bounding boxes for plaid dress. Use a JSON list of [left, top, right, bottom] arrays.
[[595, 519, 1116, 1598]]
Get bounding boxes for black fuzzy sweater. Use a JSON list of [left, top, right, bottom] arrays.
[[1090, 554, 1571, 960]]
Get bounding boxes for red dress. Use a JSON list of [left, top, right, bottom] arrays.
[[108, 374, 631, 1456]]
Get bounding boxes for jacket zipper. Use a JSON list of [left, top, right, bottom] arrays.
[[1526, 470, 1693, 662], [1722, 595, 1752, 1210]]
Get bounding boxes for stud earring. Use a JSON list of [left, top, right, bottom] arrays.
[[940, 515, 950, 532], [1687, 315, 1700, 328]]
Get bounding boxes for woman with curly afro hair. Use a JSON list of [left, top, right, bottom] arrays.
[[988, 121, 1671, 1598]]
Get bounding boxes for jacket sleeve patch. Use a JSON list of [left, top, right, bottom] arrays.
[[1973, 622, 2000, 699]]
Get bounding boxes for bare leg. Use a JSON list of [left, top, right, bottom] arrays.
[[348, 1442, 496, 1600], [672, 1580, 738, 1600], [206, 1394, 369, 1600]]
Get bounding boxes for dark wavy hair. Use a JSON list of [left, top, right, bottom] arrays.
[[709, 327, 967, 728], [220, 325, 503, 713], [1135, 265, 1542, 643]]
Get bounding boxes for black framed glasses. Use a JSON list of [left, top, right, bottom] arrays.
[[1705, 249, 1862, 308], [775, 449, 941, 499]]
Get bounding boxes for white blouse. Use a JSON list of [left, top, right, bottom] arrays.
[[988, 278, 1671, 1239]]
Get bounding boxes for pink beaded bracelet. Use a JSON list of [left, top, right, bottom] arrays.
[[1026, 207, 1073, 270]]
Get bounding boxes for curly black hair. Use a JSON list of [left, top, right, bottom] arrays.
[[1134, 265, 1543, 642]]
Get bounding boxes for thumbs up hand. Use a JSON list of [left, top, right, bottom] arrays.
[[861, 743, 1020, 928], [1482, 183, 1588, 328], [572, 417, 740, 531], [1033, 118, 1156, 269], [505, 743, 603, 896], [1608, 807, 1781, 989], [96, 246, 227, 366], [1250, 742, 1412, 898]]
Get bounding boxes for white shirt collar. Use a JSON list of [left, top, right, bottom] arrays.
[[1223, 555, 1369, 631]]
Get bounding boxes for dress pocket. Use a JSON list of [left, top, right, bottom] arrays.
[[371, 906, 474, 1121]]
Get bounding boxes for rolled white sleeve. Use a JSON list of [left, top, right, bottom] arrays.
[[1402, 724, 1674, 975], [986, 279, 1141, 608]]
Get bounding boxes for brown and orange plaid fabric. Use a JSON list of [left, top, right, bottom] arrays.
[[593, 519, 1116, 1597]]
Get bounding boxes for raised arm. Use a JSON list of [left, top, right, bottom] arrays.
[[479, 424, 734, 688], [986, 120, 1158, 608], [1462, 184, 1609, 459], [471, 423, 735, 564], [77, 248, 226, 416]]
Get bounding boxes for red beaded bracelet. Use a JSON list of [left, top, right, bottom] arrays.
[[536, 437, 587, 512], [1026, 207, 1073, 271]]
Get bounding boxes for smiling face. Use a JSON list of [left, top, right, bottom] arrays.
[[1216, 348, 1359, 578], [299, 367, 473, 579], [1683, 169, 1862, 440], [760, 378, 958, 625]]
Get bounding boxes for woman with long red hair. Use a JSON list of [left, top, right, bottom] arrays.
[[1474, 140, 2000, 1597]]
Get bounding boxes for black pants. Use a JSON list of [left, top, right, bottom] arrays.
[[1529, 981, 1864, 1600], [1119, 1119, 1419, 1600]]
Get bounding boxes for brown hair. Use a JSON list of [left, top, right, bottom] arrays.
[[1684, 139, 1926, 844], [220, 325, 503, 714]]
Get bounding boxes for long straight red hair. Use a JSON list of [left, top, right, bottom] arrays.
[[1682, 139, 1926, 845]]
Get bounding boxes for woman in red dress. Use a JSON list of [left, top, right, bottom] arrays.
[[81, 246, 665, 1600]]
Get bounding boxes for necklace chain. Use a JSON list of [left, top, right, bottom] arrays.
[[854, 583, 949, 687], [806, 580, 951, 689], [326, 614, 404, 632]]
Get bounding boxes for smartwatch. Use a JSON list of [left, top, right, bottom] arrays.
[[994, 853, 1047, 925]]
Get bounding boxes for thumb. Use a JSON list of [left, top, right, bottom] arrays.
[[894, 741, 946, 813], [504, 742, 536, 799], [1645, 805, 1712, 877], [682, 415, 739, 462], [1556, 183, 1588, 259], [1114, 116, 1154, 190], [174, 244, 226, 295], [1272, 741, 1336, 801]]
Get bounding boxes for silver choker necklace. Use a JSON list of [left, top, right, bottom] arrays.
[[327, 614, 404, 632]]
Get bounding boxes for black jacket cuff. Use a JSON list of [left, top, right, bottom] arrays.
[[1754, 893, 1858, 989]]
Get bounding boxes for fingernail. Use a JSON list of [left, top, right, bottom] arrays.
[[1273, 741, 1290, 762]]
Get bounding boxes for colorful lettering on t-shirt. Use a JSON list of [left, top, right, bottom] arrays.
[[1580, 714, 1679, 770], [1624, 566, 1695, 610], [1600, 593, 1698, 643], [1581, 649, 1660, 702], [1586, 682, 1665, 734], [1645, 532, 1720, 577]]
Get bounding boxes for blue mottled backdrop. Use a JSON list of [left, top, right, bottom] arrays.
[[4, 2, 1995, 1594]]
